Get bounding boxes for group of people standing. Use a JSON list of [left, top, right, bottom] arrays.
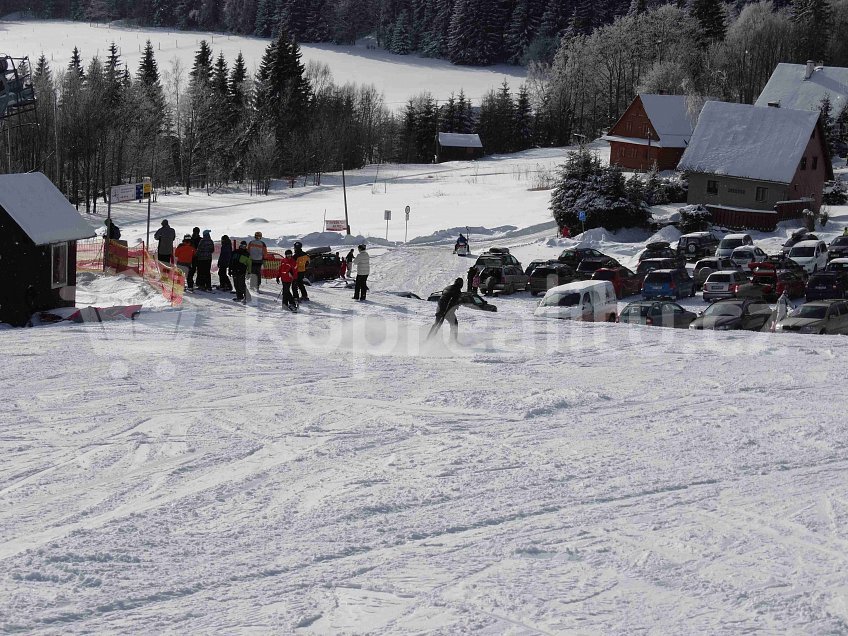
[[154, 220, 371, 307]]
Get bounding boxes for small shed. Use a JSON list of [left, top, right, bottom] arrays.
[[0, 172, 95, 326], [436, 132, 484, 162]]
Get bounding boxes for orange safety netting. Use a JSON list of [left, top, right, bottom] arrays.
[[76, 238, 185, 307]]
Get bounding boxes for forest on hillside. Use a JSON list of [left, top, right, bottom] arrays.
[[2, 0, 848, 210]]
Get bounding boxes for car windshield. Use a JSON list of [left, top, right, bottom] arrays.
[[790, 246, 815, 257], [828, 262, 848, 271], [810, 274, 837, 284], [793, 305, 827, 319], [476, 257, 502, 268], [719, 238, 745, 249], [593, 270, 617, 281], [645, 272, 671, 283], [704, 303, 743, 317], [734, 251, 753, 258], [695, 260, 717, 271], [541, 292, 581, 307], [832, 237, 848, 246]]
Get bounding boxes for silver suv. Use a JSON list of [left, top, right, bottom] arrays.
[[702, 270, 750, 302]]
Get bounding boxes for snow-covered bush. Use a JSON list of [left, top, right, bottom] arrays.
[[679, 204, 712, 233], [802, 208, 817, 231], [550, 147, 651, 233], [820, 206, 830, 228], [823, 180, 847, 205]]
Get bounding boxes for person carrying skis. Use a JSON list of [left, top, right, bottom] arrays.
[[174, 235, 196, 290], [773, 289, 794, 330], [230, 241, 252, 303], [292, 241, 310, 302], [247, 231, 268, 291], [154, 219, 176, 264], [277, 249, 298, 311], [217, 235, 233, 291], [352, 244, 370, 301], [429, 278, 464, 340], [195, 230, 215, 291]]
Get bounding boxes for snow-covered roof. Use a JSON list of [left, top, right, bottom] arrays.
[[438, 132, 483, 149], [638, 94, 695, 148], [755, 63, 848, 114], [678, 101, 820, 184], [0, 172, 95, 245]]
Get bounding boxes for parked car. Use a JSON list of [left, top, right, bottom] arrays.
[[592, 266, 644, 299], [805, 271, 848, 301], [826, 257, 848, 274], [478, 264, 528, 296], [575, 257, 620, 279], [827, 236, 848, 260], [637, 241, 684, 265], [781, 228, 818, 255], [788, 239, 829, 273], [557, 247, 609, 267], [755, 253, 808, 277], [637, 257, 681, 276], [304, 247, 343, 282], [730, 245, 768, 269], [641, 268, 695, 300], [737, 264, 806, 301], [529, 263, 578, 296], [693, 257, 738, 290], [474, 247, 521, 270], [702, 270, 750, 302], [426, 290, 497, 312], [534, 280, 618, 322], [689, 298, 773, 331], [618, 300, 697, 328], [715, 233, 753, 259], [776, 300, 848, 334], [677, 232, 721, 261], [524, 259, 553, 277]]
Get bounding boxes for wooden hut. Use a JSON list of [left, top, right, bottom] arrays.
[[436, 132, 484, 162]]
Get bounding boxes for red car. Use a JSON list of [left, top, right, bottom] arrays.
[[592, 267, 645, 299], [739, 262, 806, 300]]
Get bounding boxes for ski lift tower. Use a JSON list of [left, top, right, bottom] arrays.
[[0, 55, 38, 172]]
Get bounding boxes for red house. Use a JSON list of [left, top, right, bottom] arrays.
[[603, 94, 696, 171]]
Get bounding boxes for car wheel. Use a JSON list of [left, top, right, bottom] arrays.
[[607, 313, 616, 323], [530, 291, 538, 297]]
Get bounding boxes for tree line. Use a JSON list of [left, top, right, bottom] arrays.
[[0, 35, 542, 208]]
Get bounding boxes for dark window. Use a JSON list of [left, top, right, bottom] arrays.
[[51, 243, 68, 288], [800, 157, 807, 170], [812, 156, 818, 170], [756, 187, 767, 202], [707, 180, 718, 195], [728, 187, 746, 195]]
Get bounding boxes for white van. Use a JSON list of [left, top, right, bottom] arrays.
[[534, 280, 618, 322]]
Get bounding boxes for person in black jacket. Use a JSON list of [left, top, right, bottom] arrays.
[[230, 241, 251, 302], [104, 219, 121, 240], [195, 230, 215, 291], [217, 235, 233, 291], [428, 278, 464, 340], [187, 227, 201, 289]]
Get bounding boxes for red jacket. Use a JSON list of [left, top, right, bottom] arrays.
[[174, 242, 196, 265], [277, 257, 297, 283]]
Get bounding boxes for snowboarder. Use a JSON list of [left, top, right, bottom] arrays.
[[352, 244, 370, 301], [429, 278, 464, 340], [247, 231, 268, 290], [230, 241, 252, 303], [217, 235, 233, 291], [277, 249, 298, 311], [195, 230, 215, 291], [174, 235, 196, 290], [153, 219, 176, 264], [292, 241, 310, 302]]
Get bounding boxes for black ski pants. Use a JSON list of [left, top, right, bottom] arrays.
[[354, 274, 368, 300], [293, 272, 309, 300]]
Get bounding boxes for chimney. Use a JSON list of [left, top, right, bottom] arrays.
[[804, 60, 815, 80], [767, 101, 780, 108]]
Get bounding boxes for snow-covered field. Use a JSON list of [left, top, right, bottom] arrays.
[[0, 19, 525, 107], [4, 146, 848, 632]]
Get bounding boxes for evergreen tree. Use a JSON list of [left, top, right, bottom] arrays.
[[212, 52, 229, 97], [190, 40, 214, 86], [255, 0, 274, 36], [688, 0, 726, 43], [69, 47, 85, 79], [505, 0, 538, 64], [391, 11, 413, 54], [448, 0, 497, 65], [34, 55, 52, 81], [137, 40, 160, 86], [539, 0, 568, 37], [513, 84, 533, 150], [152, 0, 172, 25]]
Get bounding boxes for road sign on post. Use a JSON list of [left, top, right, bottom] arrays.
[[384, 210, 391, 241], [578, 210, 586, 235], [404, 205, 410, 243], [325, 219, 347, 232]]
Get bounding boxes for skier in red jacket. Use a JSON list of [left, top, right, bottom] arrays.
[[276, 249, 298, 311]]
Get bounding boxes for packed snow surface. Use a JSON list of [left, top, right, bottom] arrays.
[[0, 19, 526, 108]]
